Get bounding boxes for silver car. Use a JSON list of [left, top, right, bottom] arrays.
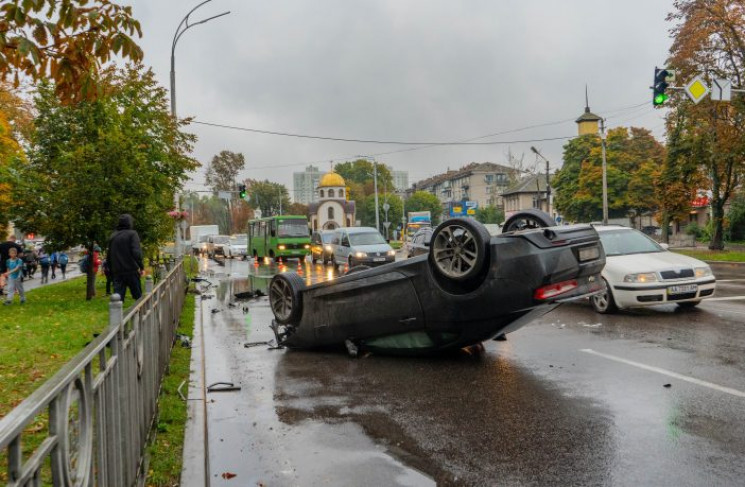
[[331, 227, 396, 268]]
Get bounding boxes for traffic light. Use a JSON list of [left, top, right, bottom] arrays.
[[238, 184, 247, 199], [653, 67, 673, 106]]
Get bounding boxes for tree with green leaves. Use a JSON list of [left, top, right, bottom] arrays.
[[403, 191, 442, 225], [663, 0, 745, 249], [0, 0, 143, 104], [334, 159, 394, 201], [475, 205, 504, 224], [12, 64, 197, 299], [245, 179, 291, 217], [359, 192, 403, 237], [205, 150, 245, 193], [552, 127, 665, 222]]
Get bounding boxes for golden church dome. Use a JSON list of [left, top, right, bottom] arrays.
[[318, 171, 346, 188]]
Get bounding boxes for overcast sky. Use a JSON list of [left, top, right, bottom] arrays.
[[127, 0, 674, 196]]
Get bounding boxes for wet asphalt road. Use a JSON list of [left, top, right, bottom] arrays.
[[183, 256, 745, 487]]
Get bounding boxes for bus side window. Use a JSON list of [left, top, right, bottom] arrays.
[[270, 220, 277, 237]]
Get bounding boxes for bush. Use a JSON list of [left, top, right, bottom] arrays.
[[684, 222, 704, 238]]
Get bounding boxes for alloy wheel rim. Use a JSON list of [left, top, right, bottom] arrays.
[[270, 279, 293, 320], [432, 224, 478, 278]]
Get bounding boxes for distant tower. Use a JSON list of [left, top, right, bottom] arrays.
[[575, 86, 601, 136]]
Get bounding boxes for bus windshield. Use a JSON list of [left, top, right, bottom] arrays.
[[278, 220, 309, 238]]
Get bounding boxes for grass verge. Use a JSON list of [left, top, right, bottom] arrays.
[[673, 249, 745, 262], [145, 290, 196, 487], [0, 276, 110, 417]]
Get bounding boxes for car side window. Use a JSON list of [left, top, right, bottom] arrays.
[[341, 235, 350, 247]]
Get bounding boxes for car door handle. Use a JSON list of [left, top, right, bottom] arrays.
[[398, 317, 417, 324]]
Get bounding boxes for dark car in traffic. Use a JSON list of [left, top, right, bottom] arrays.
[[269, 210, 606, 356], [406, 227, 433, 258], [310, 231, 335, 265]]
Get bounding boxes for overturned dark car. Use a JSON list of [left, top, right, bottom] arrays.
[[269, 210, 606, 356]]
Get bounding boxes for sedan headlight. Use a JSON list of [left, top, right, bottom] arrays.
[[278, 245, 286, 250], [387, 250, 396, 256], [324, 245, 333, 252], [694, 266, 712, 278], [623, 273, 658, 283], [354, 251, 367, 258]]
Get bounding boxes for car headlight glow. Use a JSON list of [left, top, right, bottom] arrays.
[[324, 245, 333, 252], [278, 245, 286, 250], [623, 272, 658, 283], [304, 244, 310, 249], [387, 250, 396, 256], [354, 251, 366, 258], [694, 266, 712, 278]]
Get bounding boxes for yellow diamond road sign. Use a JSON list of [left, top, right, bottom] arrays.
[[685, 75, 710, 104]]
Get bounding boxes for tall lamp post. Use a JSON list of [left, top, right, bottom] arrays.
[[357, 155, 381, 233], [530, 146, 551, 217], [600, 118, 608, 225], [170, 0, 230, 257]]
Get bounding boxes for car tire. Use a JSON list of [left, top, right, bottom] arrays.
[[429, 218, 490, 282], [502, 209, 555, 233], [269, 272, 305, 324], [345, 264, 371, 275], [677, 300, 701, 309], [591, 278, 618, 314]]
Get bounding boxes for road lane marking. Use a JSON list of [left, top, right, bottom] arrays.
[[580, 349, 745, 398]]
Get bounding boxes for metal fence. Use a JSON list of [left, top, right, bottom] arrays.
[[0, 260, 187, 486]]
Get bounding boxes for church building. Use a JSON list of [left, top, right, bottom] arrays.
[[308, 171, 356, 230]]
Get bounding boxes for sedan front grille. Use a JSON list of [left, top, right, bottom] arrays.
[[660, 269, 694, 280]]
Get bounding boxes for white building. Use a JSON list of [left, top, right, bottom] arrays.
[[391, 170, 409, 192], [293, 165, 323, 204], [308, 172, 356, 231]]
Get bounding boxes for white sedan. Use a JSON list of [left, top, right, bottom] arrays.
[[226, 235, 248, 259], [590, 226, 716, 313]]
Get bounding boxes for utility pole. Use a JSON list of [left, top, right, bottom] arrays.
[[373, 160, 380, 233], [600, 118, 609, 225], [530, 146, 551, 216]]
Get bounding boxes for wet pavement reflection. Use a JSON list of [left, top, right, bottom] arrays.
[[187, 256, 745, 487]]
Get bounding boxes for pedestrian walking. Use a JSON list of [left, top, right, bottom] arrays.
[[107, 214, 145, 303], [58, 251, 69, 279], [50, 251, 58, 279], [4, 247, 26, 304], [39, 250, 51, 284], [0, 235, 23, 276]]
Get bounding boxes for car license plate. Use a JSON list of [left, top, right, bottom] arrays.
[[668, 284, 697, 295], [373, 257, 385, 262]]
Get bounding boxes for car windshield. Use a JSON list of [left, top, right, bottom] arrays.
[[599, 229, 663, 256], [230, 236, 247, 244], [349, 232, 386, 246], [278, 220, 309, 238], [321, 233, 334, 244], [213, 236, 230, 244]]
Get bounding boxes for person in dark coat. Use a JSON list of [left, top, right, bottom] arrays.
[[107, 214, 145, 303]]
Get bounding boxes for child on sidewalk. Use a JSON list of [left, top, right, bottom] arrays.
[[4, 247, 26, 304]]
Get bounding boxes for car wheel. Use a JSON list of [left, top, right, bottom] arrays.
[[591, 278, 618, 314], [677, 300, 701, 309], [345, 264, 371, 275], [429, 218, 490, 282], [269, 272, 305, 324], [502, 209, 555, 233]]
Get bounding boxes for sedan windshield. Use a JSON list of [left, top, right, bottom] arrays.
[[230, 236, 247, 244], [350, 232, 386, 246], [599, 229, 663, 256], [213, 236, 230, 244], [321, 233, 335, 244], [278, 220, 309, 238]]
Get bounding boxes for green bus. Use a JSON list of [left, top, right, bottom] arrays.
[[248, 215, 311, 260]]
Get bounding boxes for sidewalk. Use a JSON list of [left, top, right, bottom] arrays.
[[3, 262, 85, 296]]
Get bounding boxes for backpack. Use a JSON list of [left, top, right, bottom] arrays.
[[59, 254, 69, 266], [79, 255, 89, 273], [39, 255, 50, 266]]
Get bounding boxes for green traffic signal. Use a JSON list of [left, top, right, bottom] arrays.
[[652, 67, 672, 106], [238, 183, 247, 199], [653, 92, 668, 106]]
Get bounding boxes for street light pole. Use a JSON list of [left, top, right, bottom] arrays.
[[170, 0, 230, 257], [373, 161, 380, 233], [530, 146, 551, 217], [600, 118, 608, 225]]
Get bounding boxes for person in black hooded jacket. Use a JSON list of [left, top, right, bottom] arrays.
[[107, 214, 145, 302]]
